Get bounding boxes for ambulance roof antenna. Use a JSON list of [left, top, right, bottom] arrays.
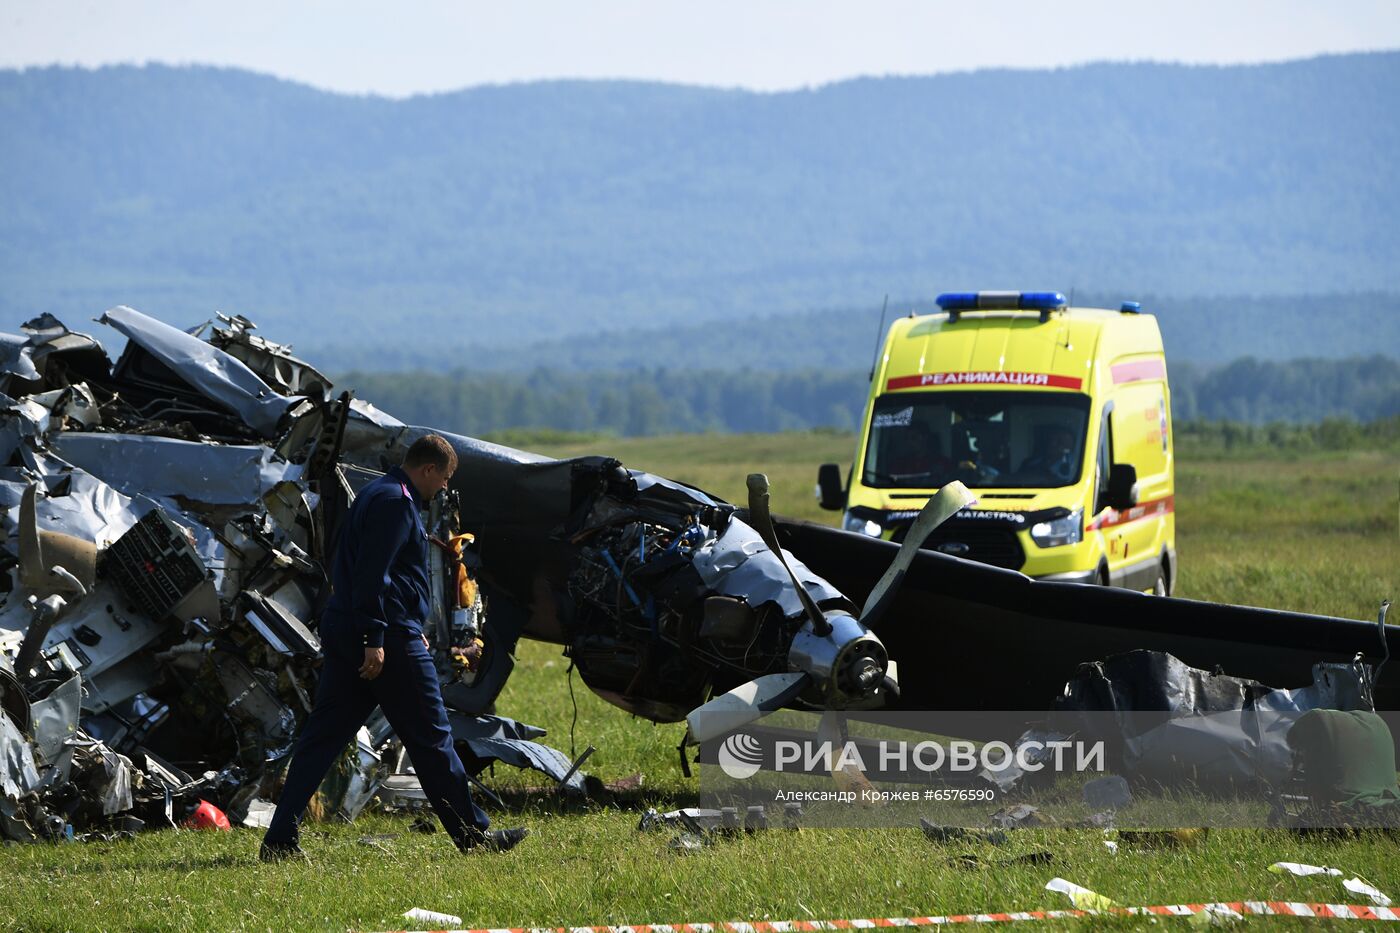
[[1062, 285, 1076, 349], [867, 294, 889, 383]]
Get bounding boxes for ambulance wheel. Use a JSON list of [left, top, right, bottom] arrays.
[[1148, 551, 1170, 596], [1152, 570, 1168, 596], [1096, 564, 1110, 587]]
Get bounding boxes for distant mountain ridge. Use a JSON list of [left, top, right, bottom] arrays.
[[460, 292, 1400, 374], [1, 54, 1397, 367]]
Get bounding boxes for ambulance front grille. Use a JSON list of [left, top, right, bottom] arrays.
[[922, 522, 1025, 570]]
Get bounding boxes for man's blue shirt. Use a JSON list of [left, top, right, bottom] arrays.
[[324, 465, 431, 647]]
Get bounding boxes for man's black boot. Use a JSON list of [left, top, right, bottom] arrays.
[[458, 826, 530, 853], [259, 839, 309, 862]]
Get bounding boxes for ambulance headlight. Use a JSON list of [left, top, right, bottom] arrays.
[[843, 512, 884, 537], [1029, 508, 1083, 548]]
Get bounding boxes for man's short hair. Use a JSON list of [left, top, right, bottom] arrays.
[[403, 434, 458, 473]]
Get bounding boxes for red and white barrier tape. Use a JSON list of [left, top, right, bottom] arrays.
[[378, 900, 1400, 932]]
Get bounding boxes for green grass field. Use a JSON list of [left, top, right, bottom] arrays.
[[3, 432, 1397, 931]]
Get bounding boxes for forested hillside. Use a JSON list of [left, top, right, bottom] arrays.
[[457, 292, 1400, 375], [3, 54, 1397, 364]]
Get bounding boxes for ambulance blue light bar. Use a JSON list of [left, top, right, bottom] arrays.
[[936, 291, 1068, 322], [1120, 301, 1142, 314]]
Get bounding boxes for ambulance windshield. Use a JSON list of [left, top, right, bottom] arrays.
[[862, 391, 1092, 489]]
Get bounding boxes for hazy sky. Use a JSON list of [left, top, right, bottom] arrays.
[[3, 0, 1399, 96]]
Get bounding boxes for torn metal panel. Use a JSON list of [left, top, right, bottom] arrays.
[[1051, 650, 1378, 788], [637, 807, 726, 832], [98, 305, 299, 437], [26, 384, 101, 430], [51, 433, 300, 507], [978, 728, 1070, 794], [20, 314, 110, 380], [326, 398, 410, 468], [29, 673, 81, 768], [91, 743, 134, 815], [0, 317, 107, 400], [261, 480, 319, 554], [0, 333, 41, 384], [12, 398, 52, 440], [0, 466, 145, 550], [691, 516, 844, 620], [204, 314, 333, 399], [1, 708, 41, 799], [333, 727, 386, 821], [348, 398, 404, 429], [240, 589, 320, 657], [447, 713, 586, 792], [632, 471, 721, 509]]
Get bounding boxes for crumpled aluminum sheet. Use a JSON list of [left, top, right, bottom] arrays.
[[1053, 650, 1378, 788], [0, 466, 142, 549], [99, 305, 300, 437], [632, 470, 721, 508], [691, 516, 843, 619], [348, 398, 403, 429], [1, 709, 42, 799], [335, 726, 386, 821], [29, 673, 81, 767], [449, 713, 585, 792], [97, 746, 134, 815], [0, 333, 40, 382], [51, 432, 302, 507], [0, 459, 227, 593]]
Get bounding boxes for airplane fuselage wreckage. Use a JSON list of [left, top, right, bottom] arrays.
[[0, 307, 1394, 840]]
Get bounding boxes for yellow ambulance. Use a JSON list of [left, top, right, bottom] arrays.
[[817, 291, 1176, 593]]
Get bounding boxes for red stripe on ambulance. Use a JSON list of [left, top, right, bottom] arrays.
[[1087, 495, 1174, 530], [1111, 359, 1166, 384], [886, 372, 1082, 391]]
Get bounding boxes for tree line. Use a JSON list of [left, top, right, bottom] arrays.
[[340, 354, 1398, 438]]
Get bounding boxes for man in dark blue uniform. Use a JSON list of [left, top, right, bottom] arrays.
[[261, 434, 528, 860]]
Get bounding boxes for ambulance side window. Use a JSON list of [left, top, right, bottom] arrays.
[[1095, 402, 1114, 512]]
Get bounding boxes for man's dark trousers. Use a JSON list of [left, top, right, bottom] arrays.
[[263, 617, 489, 847]]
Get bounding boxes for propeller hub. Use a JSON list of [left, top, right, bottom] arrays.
[[788, 611, 889, 706]]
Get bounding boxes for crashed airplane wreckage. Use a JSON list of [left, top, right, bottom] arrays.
[[0, 306, 1396, 842]]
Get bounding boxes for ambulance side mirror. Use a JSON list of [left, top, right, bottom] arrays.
[[816, 463, 845, 511], [1104, 463, 1139, 511]]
